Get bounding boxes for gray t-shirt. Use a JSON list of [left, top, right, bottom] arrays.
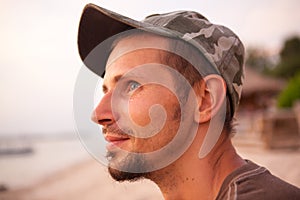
[[216, 160, 300, 200]]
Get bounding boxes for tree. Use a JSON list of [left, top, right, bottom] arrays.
[[245, 48, 275, 73], [272, 36, 300, 79], [277, 72, 300, 108]]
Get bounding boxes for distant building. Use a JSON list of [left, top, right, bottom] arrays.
[[239, 66, 286, 111], [236, 67, 300, 149]]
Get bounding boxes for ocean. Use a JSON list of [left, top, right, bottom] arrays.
[[0, 135, 91, 190]]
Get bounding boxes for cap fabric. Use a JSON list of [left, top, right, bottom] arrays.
[[78, 3, 245, 115]]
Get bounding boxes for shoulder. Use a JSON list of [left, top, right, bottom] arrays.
[[216, 160, 300, 200]]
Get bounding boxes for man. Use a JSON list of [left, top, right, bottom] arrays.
[[77, 3, 300, 200]]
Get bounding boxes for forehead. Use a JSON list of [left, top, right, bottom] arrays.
[[103, 34, 174, 87], [107, 33, 170, 66]]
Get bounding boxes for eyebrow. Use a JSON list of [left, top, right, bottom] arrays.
[[102, 74, 123, 93]]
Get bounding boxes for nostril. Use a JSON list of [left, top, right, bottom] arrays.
[[98, 118, 113, 125], [92, 91, 115, 126]]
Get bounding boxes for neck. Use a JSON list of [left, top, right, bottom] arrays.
[[148, 132, 245, 200]]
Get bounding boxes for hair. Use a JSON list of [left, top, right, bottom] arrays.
[[161, 44, 235, 136], [109, 30, 235, 136]]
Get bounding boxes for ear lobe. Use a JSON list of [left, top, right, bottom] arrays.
[[194, 74, 226, 123]]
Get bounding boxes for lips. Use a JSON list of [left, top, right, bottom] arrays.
[[104, 134, 130, 150]]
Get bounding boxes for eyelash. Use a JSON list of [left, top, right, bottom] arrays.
[[127, 81, 141, 92]]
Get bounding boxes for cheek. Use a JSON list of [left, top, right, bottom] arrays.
[[128, 86, 179, 127]]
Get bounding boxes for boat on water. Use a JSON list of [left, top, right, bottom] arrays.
[[0, 143, 34, 156]]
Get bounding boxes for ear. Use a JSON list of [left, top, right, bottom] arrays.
[[194, 74, 226, 123]]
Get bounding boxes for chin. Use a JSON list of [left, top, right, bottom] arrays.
[[106, 151, 150, 182], [108, 166, 147, 182]]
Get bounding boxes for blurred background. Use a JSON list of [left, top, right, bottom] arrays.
[[0, 0, 300, 199]]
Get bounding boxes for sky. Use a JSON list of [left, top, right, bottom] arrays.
[[0, 0, 300, 136]]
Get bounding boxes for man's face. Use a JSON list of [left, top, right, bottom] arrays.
[[92, 35, 192, 181]]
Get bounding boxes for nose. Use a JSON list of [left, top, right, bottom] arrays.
[[91, 92, 115, 126]]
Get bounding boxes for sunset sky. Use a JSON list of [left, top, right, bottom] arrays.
[[0, 0, 299, 135]]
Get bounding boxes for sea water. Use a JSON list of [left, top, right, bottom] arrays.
[[0, 135, 91, 190]]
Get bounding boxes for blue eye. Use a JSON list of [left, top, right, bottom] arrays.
[[128, 81, 141, 92]]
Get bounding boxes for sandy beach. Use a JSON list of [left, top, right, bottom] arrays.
[[1, 133, 300, 200], [0, 158, 163, 200]]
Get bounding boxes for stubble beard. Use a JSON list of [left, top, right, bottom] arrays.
[[106, 150, 150, 182], [106, 104, 183, 182]]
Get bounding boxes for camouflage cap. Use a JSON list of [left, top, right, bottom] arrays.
[[78, 3, 245, 115]]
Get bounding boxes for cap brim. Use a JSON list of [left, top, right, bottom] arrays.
[[78, 4, 143, 76]]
